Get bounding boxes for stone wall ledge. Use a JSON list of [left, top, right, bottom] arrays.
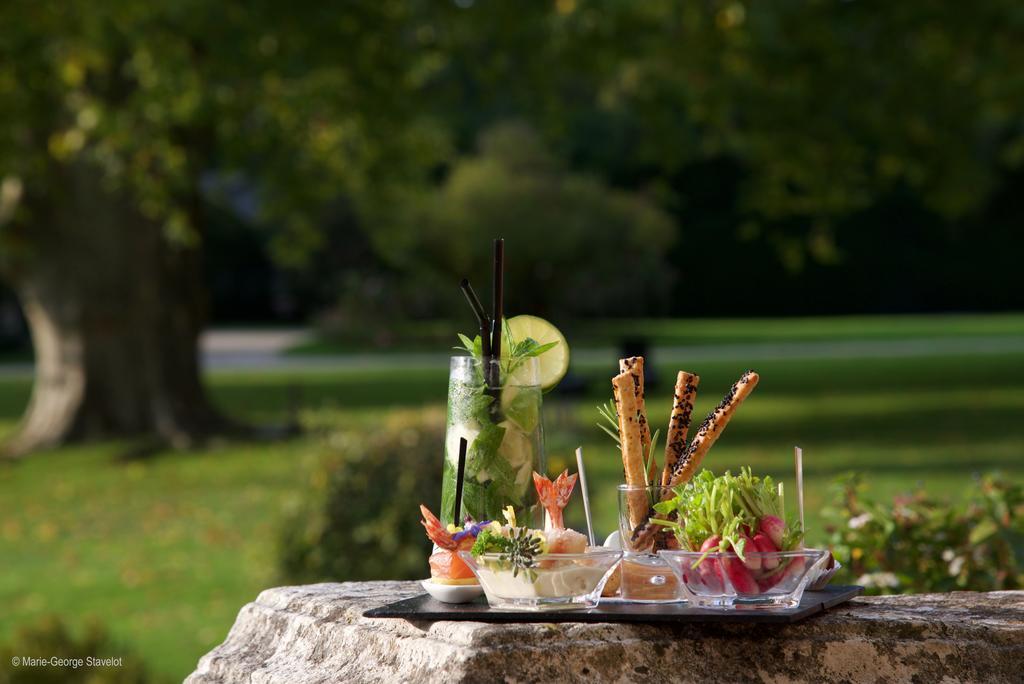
[[186, 581, 1024, 683]]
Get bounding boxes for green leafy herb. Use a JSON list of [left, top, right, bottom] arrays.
[[733, 467, 783, 522], [454, 325, 559, 381], [653, 468, 806, 564], [461, 480, 508, 525], [653, 469, 791, 561], [455, 333, 480, 358], [471, 528, 511, 556], [467, 392, 496, 423], [503, 385, 541, 432], [468, 422, 512, 490]]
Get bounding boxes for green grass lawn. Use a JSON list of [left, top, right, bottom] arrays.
[[1, 314, 1023, 681], [288, 311, 1024, 354]]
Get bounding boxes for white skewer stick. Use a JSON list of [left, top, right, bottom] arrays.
[[795, 446, 805, 541], [575, 446, 596, 547]]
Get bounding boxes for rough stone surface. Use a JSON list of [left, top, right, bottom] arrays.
[[186, 582, 1024, 683]]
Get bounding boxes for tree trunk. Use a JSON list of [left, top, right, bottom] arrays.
[[2, 163, 227, 457]]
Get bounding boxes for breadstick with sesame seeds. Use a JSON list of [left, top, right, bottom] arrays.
[[662, 371, 700, 488], [619, 356, 654, 480], [667, 369, 759, 489], [630, 370, 760, 550], [612, 370, 648, 528]]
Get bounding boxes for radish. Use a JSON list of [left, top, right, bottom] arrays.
[[740, 534, 762, 571], [696, 536, 724, 592], [757, 555, 806, 592], [757, 571, 782, 593], [701, 559, 724, 593], [699, 535, 722, 554], [753, 533, 779, 569], [723, 555, 759, 594], [759, 515, 785, 549], [757, 562, 787, 592]]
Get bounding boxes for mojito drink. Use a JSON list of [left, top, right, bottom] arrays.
[[440, 355, 545, 527]]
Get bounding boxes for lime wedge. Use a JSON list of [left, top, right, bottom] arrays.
[[504, 315, 570, 392]]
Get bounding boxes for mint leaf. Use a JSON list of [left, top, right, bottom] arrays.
[[454, 333, 483, 359], [503, 386, 540, 433], [524, 340, 558, 357], [468, 392, 495, 424], [461, 478, 510, 522], [466, 422, 509, 479]]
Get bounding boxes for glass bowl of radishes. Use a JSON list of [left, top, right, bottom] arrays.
[[650, 468, 831, 609], [659, 548, 829, 608]]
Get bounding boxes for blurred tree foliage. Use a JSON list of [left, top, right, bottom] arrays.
[[2, 0, 1022, 312], [0, 0, 438, 264], [369, 123, 676, 320], [0, 0, 443, 453], [314, 0, 1024, 318], [390, 0, 1024, 316], [1, 0, 1022, 449]]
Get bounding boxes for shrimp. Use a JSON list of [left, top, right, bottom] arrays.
[[533, 470, 578, 529], [420, 504, 457, 550], [420, 505, 476, 583], [532, 471, 588, 554]]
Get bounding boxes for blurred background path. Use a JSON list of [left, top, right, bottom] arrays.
[[5, 327, 1022, 377]]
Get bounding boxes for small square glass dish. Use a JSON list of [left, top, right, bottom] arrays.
[[618, 552, 685, 602], [617, 485, 685, 603], [658, 548, 829, 609], [459, 549, 622, 611]]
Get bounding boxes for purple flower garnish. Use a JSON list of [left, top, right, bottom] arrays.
[[452, 520, 491, 542]]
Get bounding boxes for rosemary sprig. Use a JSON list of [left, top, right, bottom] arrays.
[[596, 399, 621, 445], [499, 526, 542, 580], [644, 429, 661, 486], [598, 400, 661, 476], [599, 398, 663, 504]]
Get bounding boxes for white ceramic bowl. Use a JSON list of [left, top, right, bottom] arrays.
[[420, 579, 484, 604]]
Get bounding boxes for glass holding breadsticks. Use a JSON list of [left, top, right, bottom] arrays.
[[600, 356, 760, 603]]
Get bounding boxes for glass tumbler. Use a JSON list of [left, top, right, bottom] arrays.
[[617, 484, 685, 602], [440, 355, 545, 528]]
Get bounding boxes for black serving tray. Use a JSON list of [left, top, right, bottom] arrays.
[[364, 585, 863, 624]]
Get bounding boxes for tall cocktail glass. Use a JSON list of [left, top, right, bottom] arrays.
[[440, 355, 545, 528]]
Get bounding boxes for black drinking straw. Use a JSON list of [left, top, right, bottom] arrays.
[[490, 238, 504, 371], [459, 278, 491, 359], [453, 437, 468, 524]]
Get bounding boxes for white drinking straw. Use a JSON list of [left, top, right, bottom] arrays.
[[575, 446, 596, 547], [795, 445, 805, 537]]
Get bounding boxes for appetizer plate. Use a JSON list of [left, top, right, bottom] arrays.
[[365, 584, 863, 624], [420, 580, 484, 604]]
